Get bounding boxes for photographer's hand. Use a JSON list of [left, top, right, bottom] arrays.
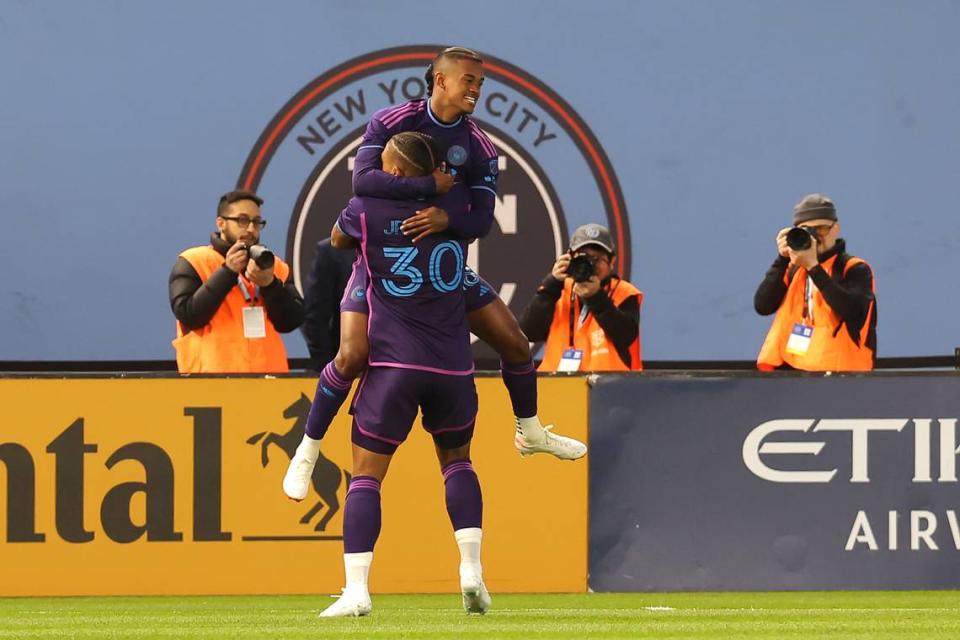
[[776, 227, 792, 258], [246, 259, 275, 288], [402, 207, 449, 243], [551, 253, 571, 282], [573, 274, 602, 299], [788, 243, 819, 271], [225, 241, 250, 274]]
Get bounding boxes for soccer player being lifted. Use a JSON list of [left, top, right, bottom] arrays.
[[319, 132, 489, 617], [284, 46, 586, 502]]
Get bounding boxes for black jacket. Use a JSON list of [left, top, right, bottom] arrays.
[[519, 273, 641, 368], [754, 238, 877, 357], [301, 239, 357, 370], [169, 233, 305, 334]]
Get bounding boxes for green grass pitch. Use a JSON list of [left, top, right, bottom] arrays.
[[2, 592, 959, 639]]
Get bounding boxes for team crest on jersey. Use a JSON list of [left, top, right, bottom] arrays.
[[446, 144, 468, 166], [237, 45, 630, 358]]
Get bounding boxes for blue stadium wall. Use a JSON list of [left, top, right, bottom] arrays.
[[3, 1, 959, 363]]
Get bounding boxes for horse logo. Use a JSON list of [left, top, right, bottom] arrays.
[[246, 394, 350, 531]]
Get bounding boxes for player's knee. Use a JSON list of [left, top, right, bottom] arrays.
[[335, 343, 367, 379], [499, 334, 531, 365], [436, 443, 471, 467]]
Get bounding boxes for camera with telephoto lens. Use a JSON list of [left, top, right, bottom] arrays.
[[567, 252, 598, 283], [247, 244, 275, 269], [785, 226, 817, 251]]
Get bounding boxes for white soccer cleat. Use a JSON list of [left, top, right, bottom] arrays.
[[319, 588, 372, 618], [282, 451, 316, 501], [460, 574, 491, 615], [515, 424, 587, 460]]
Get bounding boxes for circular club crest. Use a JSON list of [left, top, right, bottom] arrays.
[[238, 45, 630, 353], [446, 144, 468, 167]]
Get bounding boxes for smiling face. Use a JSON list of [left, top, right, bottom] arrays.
[[432, 56, 484, 117]]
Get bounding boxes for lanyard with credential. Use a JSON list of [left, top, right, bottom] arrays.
[[567, 290, 580, 347], [567, 294, 593, 346], [237, 276, 260, 305], [567, 278, 620, 346], [802, 274, 815, 323]]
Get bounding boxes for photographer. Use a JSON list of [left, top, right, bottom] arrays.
[[755, 193, 876, 371], [520, 224, 643, 371], [169, 190, 304, 373]]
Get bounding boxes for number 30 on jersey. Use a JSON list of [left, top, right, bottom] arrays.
[[382, 240, 465, 297]]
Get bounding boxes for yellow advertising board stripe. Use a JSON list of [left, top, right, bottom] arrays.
[[0, 376, 587, 596]]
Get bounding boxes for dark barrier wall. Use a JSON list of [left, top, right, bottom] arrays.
[[589, 373, 960, 591]]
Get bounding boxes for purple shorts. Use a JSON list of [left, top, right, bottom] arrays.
[[350, 366, 478, 455], [340, 260, 496, 315], [340, 254, 370, 314]]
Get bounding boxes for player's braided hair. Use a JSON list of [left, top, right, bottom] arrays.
[[424, 46, 484, 95], [389, 131, 441, 177]]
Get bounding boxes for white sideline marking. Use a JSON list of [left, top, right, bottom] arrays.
[[438, 607, 960, 615]]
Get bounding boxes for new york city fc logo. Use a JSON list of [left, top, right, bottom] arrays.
[[238, 45, 630, 355]]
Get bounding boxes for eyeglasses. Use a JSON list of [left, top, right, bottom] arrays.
[[799, 222, 835, 237], [219, 215, 267, 230]]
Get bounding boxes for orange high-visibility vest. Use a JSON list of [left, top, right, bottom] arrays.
[[757, 254, 875, 372], [539, 277, 643, 372], [172, 246, 291, 373]]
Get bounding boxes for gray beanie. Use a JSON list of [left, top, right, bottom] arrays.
[[793, 193, 838, 225]]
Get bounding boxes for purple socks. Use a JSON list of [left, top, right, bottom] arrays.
[[500, 358, 538, 419], [342, 463, 481, 553], [343, 476, 381, 554], [305, 361, 353, 439], [441, 460, 483, 530]]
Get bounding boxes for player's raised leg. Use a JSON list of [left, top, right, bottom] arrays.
[[284, 301, 369, 500], [466, 289, 586, 461]]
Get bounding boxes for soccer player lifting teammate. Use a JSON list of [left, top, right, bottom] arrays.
[[318, 132, 489, 617], [284, 46, 586, 503]]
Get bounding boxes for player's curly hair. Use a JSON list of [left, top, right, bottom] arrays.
[[389, 131, 441, 177], [424, 46, 483, 95]]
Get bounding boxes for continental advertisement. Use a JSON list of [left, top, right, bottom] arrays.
[[0, 376, 587, 596]]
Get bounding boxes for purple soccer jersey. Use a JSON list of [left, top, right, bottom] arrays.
[[337, 196, 473, 374], [352, 99, 499, 240], [340, 261, 497, 315]]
